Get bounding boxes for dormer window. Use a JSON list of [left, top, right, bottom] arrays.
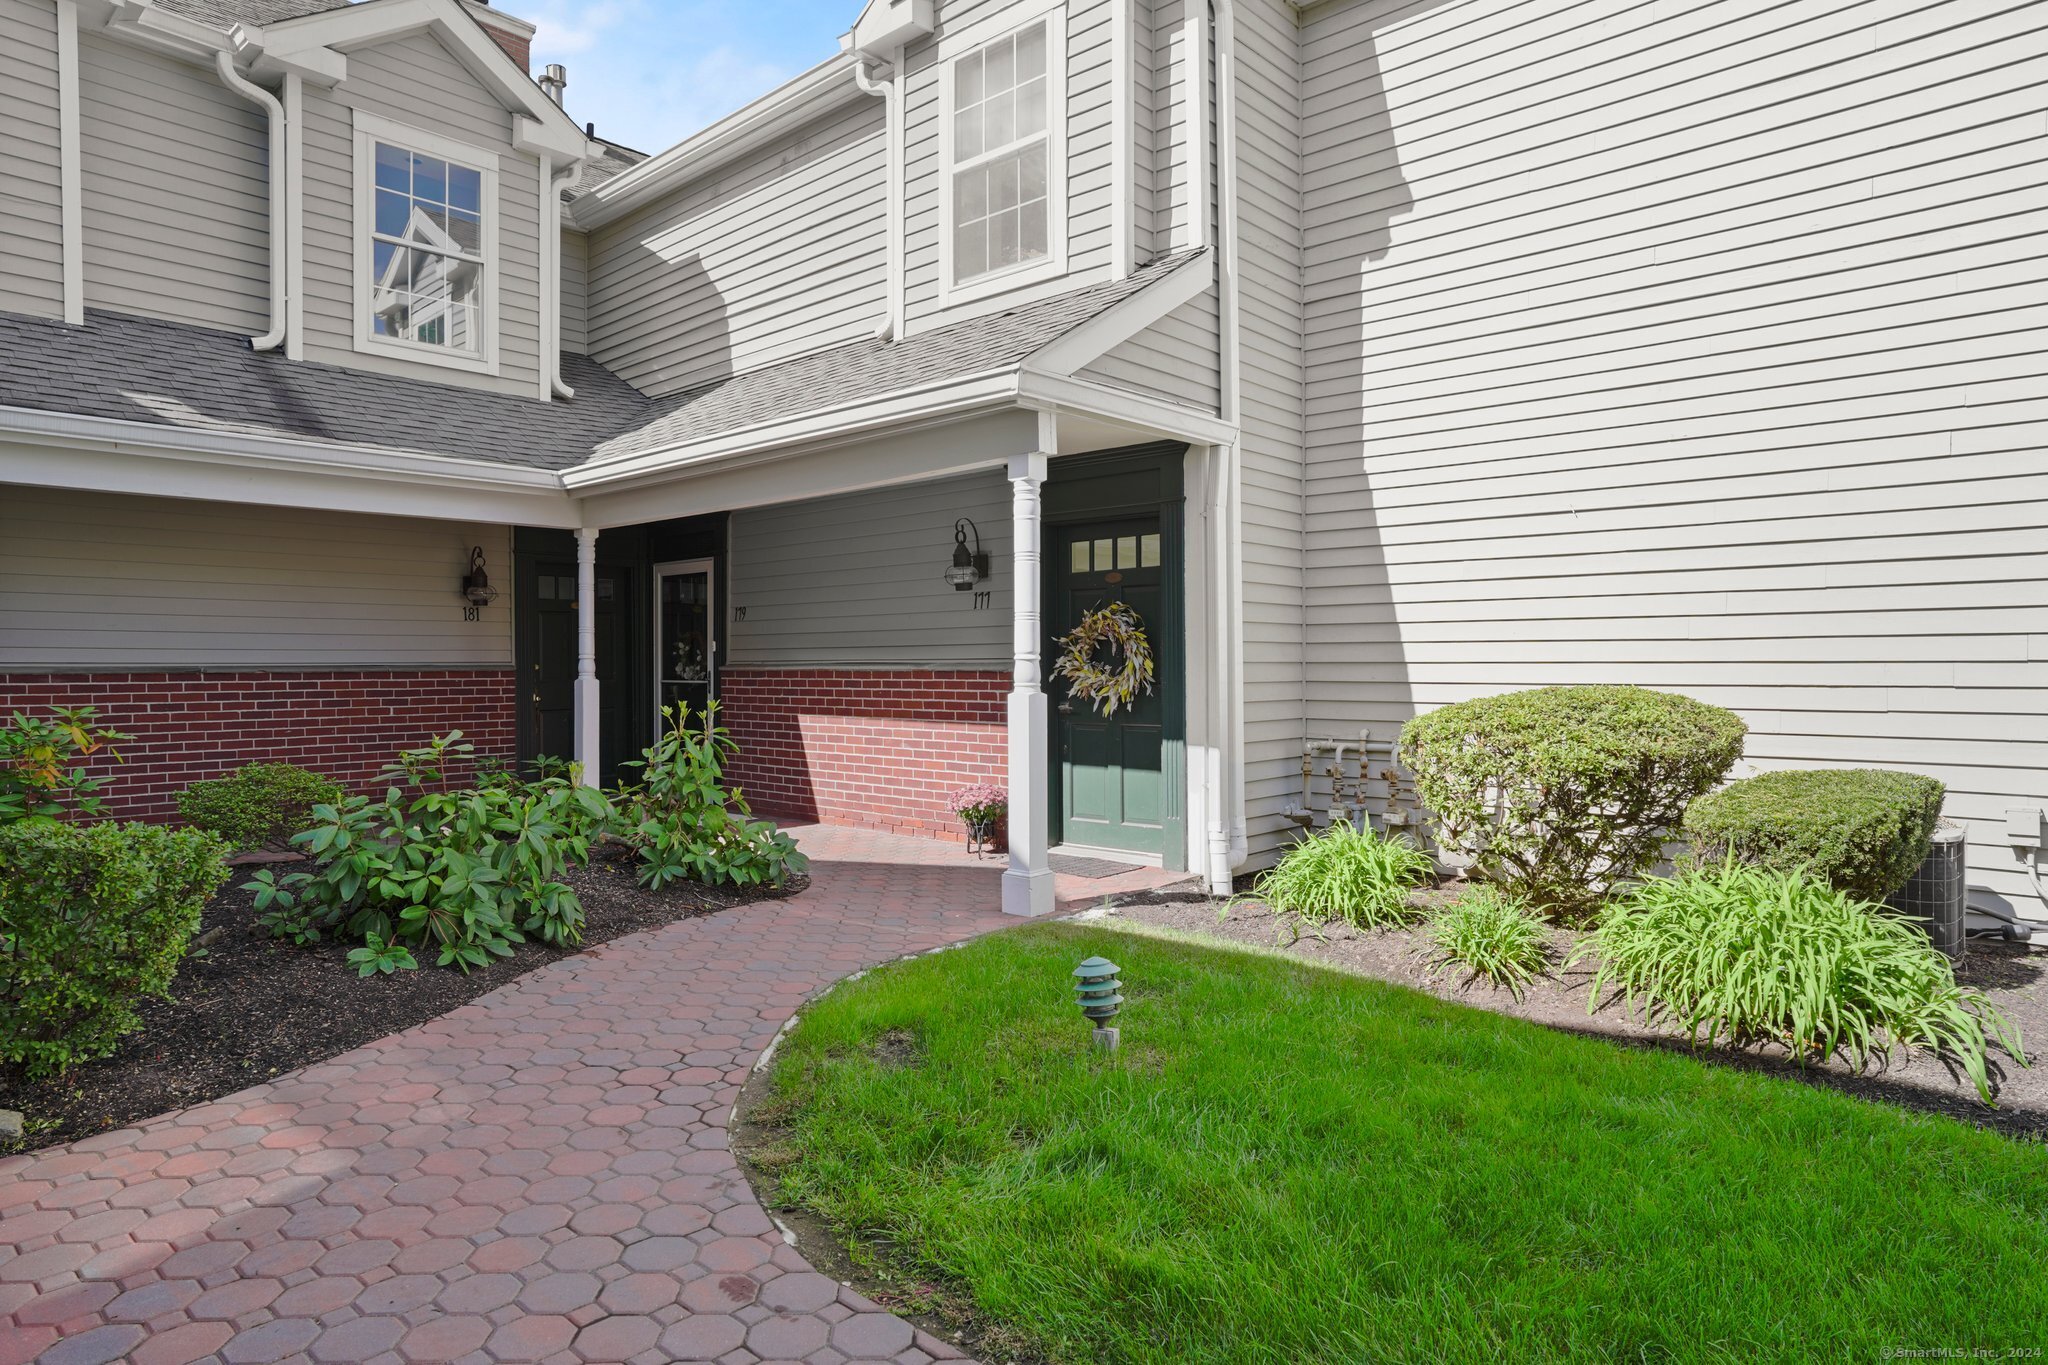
[[352, 114, 500, 374], [941, 9, 1066, 302]]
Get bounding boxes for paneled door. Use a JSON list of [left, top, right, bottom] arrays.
[[526, 562, 628, 780], [1051, 518, 1167, 856], [654, 559, 715, 728]]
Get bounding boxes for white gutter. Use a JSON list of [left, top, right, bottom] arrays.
[[0, 404, 570, 490], [851, 58, 904, 342], [575, 54, 861, 229], [212, 50, 287, 352], [1214, 0, 1248, 871]]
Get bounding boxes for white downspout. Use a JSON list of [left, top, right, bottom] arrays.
[[1214, 0, 1248, 870], [852, 57, 903, 342], [546, 157, 578, 399], [213, 51, 286, 353], [55, 0, 82, 325]]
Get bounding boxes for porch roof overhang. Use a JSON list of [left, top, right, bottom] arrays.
[[0, 403, 582, 527], [568, 368, 1236, 529]]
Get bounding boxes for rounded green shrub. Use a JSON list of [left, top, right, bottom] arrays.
[[176, 762, 343, 850], [1574, 860, 2021, 1105], [1246, 819, 1434, 930], [1398, 685, 1747, 916], [1682, 768, 1944, 901], [0, 821, 230, 1077]]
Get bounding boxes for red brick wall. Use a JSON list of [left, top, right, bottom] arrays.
[[720, 668, 1008, 840], [0, 670, 517, 822], [479, 22, 532, 72]]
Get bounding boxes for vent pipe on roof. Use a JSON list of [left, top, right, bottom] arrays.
[[539, 63, 567, 106]]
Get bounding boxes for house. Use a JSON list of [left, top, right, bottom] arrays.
[[1, 0, 2041, 927]]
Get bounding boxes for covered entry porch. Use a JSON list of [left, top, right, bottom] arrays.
[[551, 402, 1242, 915]]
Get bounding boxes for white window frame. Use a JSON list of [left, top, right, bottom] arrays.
[[937, 0, 1067, 307], [351, 110, 501, 377]]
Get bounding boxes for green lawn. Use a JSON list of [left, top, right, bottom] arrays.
[[754, 923, 2048, 1365]]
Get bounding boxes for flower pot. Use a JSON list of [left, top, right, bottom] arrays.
[[963, 816, 1005, 858]]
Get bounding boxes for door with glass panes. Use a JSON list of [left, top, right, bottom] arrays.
[[654, 561, 714, 728]]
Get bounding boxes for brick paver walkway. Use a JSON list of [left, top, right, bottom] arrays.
[[0, 825, 1046, 1365]]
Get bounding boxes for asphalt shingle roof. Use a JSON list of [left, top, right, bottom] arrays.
[[152, 0, 348, 26], [0, 310, 652, 472], [592, 248, 1210, 462], [568, 140, 647, 197], [0, 249, 1209, 477]]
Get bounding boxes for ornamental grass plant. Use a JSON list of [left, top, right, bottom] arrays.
[[1246, 819, 1433, 930], [1425, 885, 1552, 999], [1574, 860, 2024, 1104]]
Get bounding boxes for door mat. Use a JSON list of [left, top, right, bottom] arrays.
[[1049, 853, 1144, 879]]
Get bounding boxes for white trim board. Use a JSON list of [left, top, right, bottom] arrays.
[[0, 407, 578, 527], [571, 55, 863, 230], [1023, 249, 1213, 378]]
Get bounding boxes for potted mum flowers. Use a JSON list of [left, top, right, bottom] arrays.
[[949, 784, 1008, 857]]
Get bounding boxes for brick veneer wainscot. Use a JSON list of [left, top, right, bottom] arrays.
[[719, 668, 1008, 841], [0, 670, 517, 822]]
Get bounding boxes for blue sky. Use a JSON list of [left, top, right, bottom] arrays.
[[520, 0, 858, 154]]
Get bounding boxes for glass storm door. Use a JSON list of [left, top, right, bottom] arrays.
[[655, 560, 714, 727], [1052, 518, 1166, 856]]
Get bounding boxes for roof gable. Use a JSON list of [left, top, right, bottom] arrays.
[[248, 0, 588, 159]]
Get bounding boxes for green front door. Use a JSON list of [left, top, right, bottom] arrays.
[[1051, 517, 1168, 856]]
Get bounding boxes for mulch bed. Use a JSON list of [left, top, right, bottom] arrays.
[[0, 845, 805, 1155], [1099, 887, 2048, 1140]]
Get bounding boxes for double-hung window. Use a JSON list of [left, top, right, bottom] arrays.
[[944, 12, 1064, 298], [354, 114, 497, 373]]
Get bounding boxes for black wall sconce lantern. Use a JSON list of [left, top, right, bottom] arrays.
[[461, 546, 500, 608], [945, 518, 990, 591]]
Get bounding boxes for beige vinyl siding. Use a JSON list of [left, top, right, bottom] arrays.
[[585, 99, 887, 399], [1143, 0, 1202, 256], [1231, 0, 1307, 862], [1130, 0, 1160, 258], [727, 471, 1012, 669], [1299, 0, 2048, 904], [1076, 3, 1221, 495], [299, 31, 544, 397], [561, 226, 589, 354], [901, 0, 1122, 332], [76, 33, 270, 334], [1081, 282, 1221, 409], [0, 488, 511, 668], [0, 0, 64, 319]]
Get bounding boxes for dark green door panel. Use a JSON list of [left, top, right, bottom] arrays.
[[1052, 517, 1168, 856]]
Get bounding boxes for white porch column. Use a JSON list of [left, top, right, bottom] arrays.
[[1003, 449, 1056, 917], [573, 527, 600, 788]]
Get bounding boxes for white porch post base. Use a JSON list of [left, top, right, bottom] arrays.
[[1003, 448, 1055, 918], [573, 527, 600, 788], [1003, 684, 1055, 917]]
